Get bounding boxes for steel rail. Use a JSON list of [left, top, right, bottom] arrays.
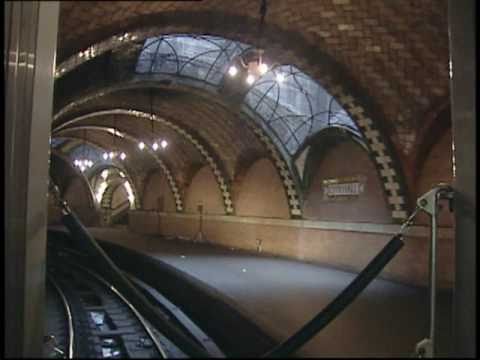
[[69, 263, 168, 358], [47, 275, 75, 359]]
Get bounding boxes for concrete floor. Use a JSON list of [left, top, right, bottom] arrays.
[[87, 227, 453, 357]]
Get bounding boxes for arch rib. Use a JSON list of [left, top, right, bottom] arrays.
[[54, 125, 183, 212]]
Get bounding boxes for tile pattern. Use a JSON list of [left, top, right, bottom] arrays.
[[100, 109, 235, 215], [239, 112, 303, 218], [55, 55, 405, 219], [57, 0, 449, 156], [329, 86, 408, 220]]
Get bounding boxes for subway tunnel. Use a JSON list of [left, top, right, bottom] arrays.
[[5, 1, 476, 358]]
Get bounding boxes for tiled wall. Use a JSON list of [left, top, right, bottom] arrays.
[[128, 211, 454, 288]]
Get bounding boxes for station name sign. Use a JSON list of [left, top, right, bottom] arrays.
[[322, 176, 366, 199]]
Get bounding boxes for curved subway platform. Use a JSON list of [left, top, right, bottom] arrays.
[[5, 1, 475, 357], [49, 226, 453, 357]]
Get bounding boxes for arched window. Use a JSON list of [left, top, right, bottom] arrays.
[[136, 35, 362, 157], [244, 65, 362, 155], [136, 34, 249, 85]]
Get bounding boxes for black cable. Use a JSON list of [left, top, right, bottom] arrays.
[[150, 88, 154, 135], [61, 210, 211, 358], [262, 234, 405, 358], [258, 0, 267, 48]]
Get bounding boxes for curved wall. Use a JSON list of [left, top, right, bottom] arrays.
[[111, 184, 129, 208], [126, 136, 455, 288], [303, 140, 391, 223], [184, 166, 224, 215], [63, 176, 99, 226], [142, 170, 177, 212], [235, 158, 290, 219]]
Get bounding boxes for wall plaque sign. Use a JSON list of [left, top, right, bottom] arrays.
[[322, 175, 366, 199]]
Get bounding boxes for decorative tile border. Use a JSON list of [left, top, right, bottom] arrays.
[[54, 29, 409, 221], [330, 86, 408, 220], [55, 30, 150, 79], [239, 111, 303, 218], [54, 84, 298, 217], [87, 163, 142, 210], [54, 125, 182, 212], [54, 110, 233, 214], [55, 31, 304, 218], [126, 110, 234, 215], [56, 138, 142, 210], [51, 148, 98, 210]]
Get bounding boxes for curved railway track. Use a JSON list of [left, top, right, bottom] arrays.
[[46, 261, 169, 358], [45, 240, 224, 358], [46, 275, 74, 358]]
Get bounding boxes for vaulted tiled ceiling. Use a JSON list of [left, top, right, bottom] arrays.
[[58, 1, 449, 132], [56, 0, 450, 198], [53, 86, 267, 181]]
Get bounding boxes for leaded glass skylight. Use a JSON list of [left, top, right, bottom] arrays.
[[135, 35, 363, 157], [244, 65, 362, 155], [135, 34, 250, 85], [50, 138, 66, 148], [69, 143, 114, 171]]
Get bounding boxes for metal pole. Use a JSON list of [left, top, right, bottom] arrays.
[[4, 1, 59, 356], [448, 0, 476, 357], [415, 184, 454, 357], [428, 197, 437, 355]]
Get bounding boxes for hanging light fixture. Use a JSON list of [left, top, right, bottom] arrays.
[[227, 0, 272, 86], [103, 115, 127, 161], [150, 88, 159, 151], [147, 88, 168, 151], [103, 123, 111, 160], [74, 129, 94, 172], [150, 88, 158, 151]]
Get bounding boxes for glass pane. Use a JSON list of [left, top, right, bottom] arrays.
[[135, 35, 362, 155], [245, 65, 362, 155], [135, 34, 249, 85]]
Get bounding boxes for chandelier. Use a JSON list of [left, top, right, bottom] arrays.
[[74, 129, 94, 172], [138, 89, 168, 151], [103, 115, 127, 161], [226, 0, 284, 85]]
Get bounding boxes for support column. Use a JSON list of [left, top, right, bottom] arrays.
[[4, 1, 59, 357], [448, 0, 476, 357]]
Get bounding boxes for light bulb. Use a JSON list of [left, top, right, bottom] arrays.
[[246, 74, 256, 85], [276, 73, 285, 83], [109, 151, 115, 159], [88, 160, 93, 167], [160, 140, 168, 149], [228, 65, 238, 77], [152, 142, 159, 151], [120, 152, 126, 160], [138, 142, 145, 150], [258, 63, 268, 75], [80, 165, 86, 172], [103, 152, 108, 160], [74, 159, 79, 166]]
